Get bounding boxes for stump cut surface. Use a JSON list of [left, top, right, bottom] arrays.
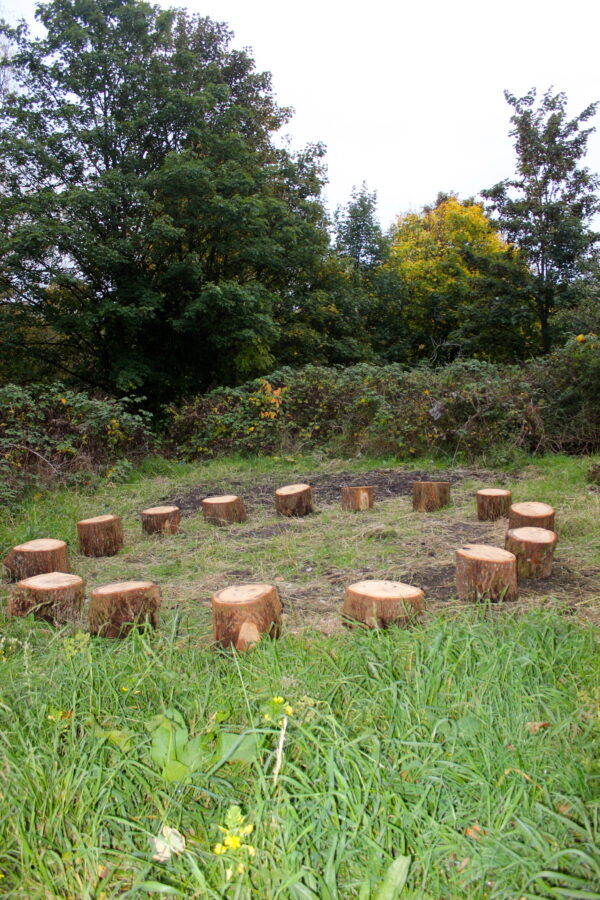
[[343, 579, 425, 628], [10, 571, 84, 623], [508, 501, 555, 530], [212, 583, 282, 650], [4, 538, 70, 581], [455, 543, 518, 602]]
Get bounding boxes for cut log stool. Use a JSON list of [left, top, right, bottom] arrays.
[[141, 505, 181, 535], [505, 527, 557, 579], [89, 580, 160, 638], [508, 501, 555, 531], [342, 580, 425, 629], [412, 481, 451, 512], [212, 584, 282, 651], [202, 495, 247, 526], [455, 544, 518, 602], [341, 485, 375, 511], [77, 514, 123, 557], [9, 572, 84, 624], [275, 483, 314, 517], [4, 538, 70, 582], [476, 488, 512, 521]]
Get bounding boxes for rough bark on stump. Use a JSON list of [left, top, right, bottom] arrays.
[[212, 584, 282, 650], [340, 485, 375, 511], [141, 505, 181, 535], [476, 488, 512, 521], [89, 580, 160, 638], [9, 572, 84, 624], [77, 514, 124, 557], [505, 526, 557, 579], [4, 538, 70, 582], [455, 544, 518, 602], [342, 579, 425, 628], [202, 495, 247, 526], [275, 483, 314, 517], [412, 481, 451, 512], [508, 501, 555, 531]]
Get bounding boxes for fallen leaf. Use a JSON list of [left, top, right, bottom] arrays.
[[464, 823, 487, 840], [150, 825, 186, 862], [498, 767, 533, 786], [525, 721, 550, 734], [555, 800, 572, 816], [457, 858, 470, 873]]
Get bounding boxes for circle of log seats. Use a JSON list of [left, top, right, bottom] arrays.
[[211, 584, 282, 651], [508, 501, 555, 531], [89, 580, 160, 638], [342, 580, 425, 628], [340, 485, 375, 511], [4, 538, 70, 582], [9, 572, 84, 624], [275, 483, 314, 517], [455, 544, 518, 602], [141, 505, 181, 535], [202, 495, 247, 526], [77, 514, 124, 557], [476, 488, 512, 521], [412, 481, 451, 512], [505, 526, 557, 579]]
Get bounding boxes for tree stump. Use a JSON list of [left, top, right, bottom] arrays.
[[275, 483, 314, 517], [4, 538, 70, 582], [9, 572, 84, 624], [202, 495, 247, 526], [77, 514, 124, 557], [508, 501, 555, 531], [476, 488, 512, 521], [340, 485, 375, 511], [505, 526, 557, 579], [342, 580, 425, 628], [89, 580, 160, 638], [211, 584, 282, 651], [412, 481, 451, 512], [141, 505, 181, 535], [455, 544, 518, 602]]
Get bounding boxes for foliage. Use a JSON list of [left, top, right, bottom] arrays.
[[333, 182, 387, 271]]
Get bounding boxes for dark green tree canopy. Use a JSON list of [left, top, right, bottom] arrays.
[[333, 183, 387, 271]]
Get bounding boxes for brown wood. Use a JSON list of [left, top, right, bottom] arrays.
[[342, 579, 425, 628], [9, 572, 84, 624], [212, 583, 282, 651], [412, 481, 451, 512], [77, 514, 124, 557], [89, 580, 160, 638], [508, 501, 555, 531], [275, 483, 314, 517], [455, 544, 518, 602], [476, 488, 512, 521], [141, 505, 181, 535], [340, 485, 375, 511], [202, 494, 247, 526], [4, 538, 70, 582], [505, 526, 557, 579]]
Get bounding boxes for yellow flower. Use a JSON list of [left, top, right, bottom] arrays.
[[240, 824, 254, 835], [272, 696, 284, 704], [60, 397, 68, 405], [247, 845, 256, 858], [237, 862, 245, 875], [284, 705, 293, 716], [213, 843, 226, 855], [224, 834, 241, 850], [263, 713, 271, 721], [576, 334, 586, 343]]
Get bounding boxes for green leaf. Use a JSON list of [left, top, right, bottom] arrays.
[[179, 734, 209, 772], [374, 856, 411, 900], [161, 758, 190, 783], [215, 732, 262, 765]]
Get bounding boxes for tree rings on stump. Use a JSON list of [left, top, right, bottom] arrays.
[[342, 579, 425, 628], [77, 514, 124, 557], [89, 580, 160, 638], [508, 501, 555, 531], [275, 483, 314, 517], [211, 583, 282, 651], [141, 505, 181, 535], [340, 485, 375, 511], [202, 495, 247, 526], [455, 544, 517, 602], [476, 488, 512, 521], [412, 481, 451, 512], [9, 572, 84, 624], [505, 526, 557, 579], [4, 538, 70, 582]]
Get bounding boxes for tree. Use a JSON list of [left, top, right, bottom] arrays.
[[333, 183, 387, 271], [483, 88, 600, 352]]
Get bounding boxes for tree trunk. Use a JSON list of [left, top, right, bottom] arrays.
[[455, 544, 518, 602], [505, 526, 557, 578], [340, 485, 375, 511], [476, 488, 512, 521], [77, 514, 124, 557], [141, 505, 181, 535], [275, 483, 314, 517], [9, 572, 84, 624], [508, 501, 555, 531], [202, 495, 247, 526], [4, 539, 70, 582], [412, 481, 451, 512], [89, 580, 160, 638], [211, 583, 282, 650], [342, 579, 425, 628]]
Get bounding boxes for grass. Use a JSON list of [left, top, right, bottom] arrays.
[[0, 453, 598, 898]]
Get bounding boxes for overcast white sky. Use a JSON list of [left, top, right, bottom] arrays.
[[6, 0, 600, 228]]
